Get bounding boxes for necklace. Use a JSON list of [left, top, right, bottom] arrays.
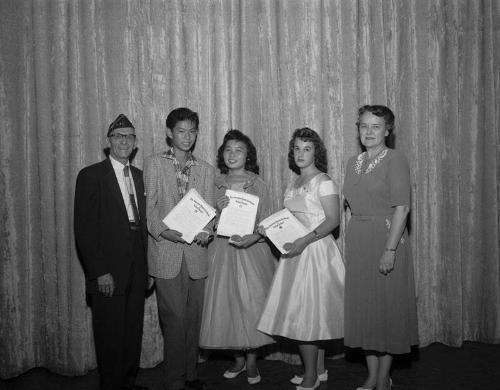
[[354, 148, 388, 174]]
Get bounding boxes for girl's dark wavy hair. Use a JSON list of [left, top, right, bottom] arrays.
[[288, 127, 328, 175], [217, 129, 259, 174]]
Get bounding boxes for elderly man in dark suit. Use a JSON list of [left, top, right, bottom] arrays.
[[74, 114, 148, 390]]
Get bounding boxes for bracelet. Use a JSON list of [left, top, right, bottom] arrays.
[[312, 230, 320, 240], [385, 247, 396, 252]]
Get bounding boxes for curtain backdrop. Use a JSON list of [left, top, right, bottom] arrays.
[[1, 0, 499, 379]]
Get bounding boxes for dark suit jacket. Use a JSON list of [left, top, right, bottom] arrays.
[[74, 158, 148, 295]]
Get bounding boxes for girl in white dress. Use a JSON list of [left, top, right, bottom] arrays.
[[200, 130, 276, 385], [257, 128, 345, 390]]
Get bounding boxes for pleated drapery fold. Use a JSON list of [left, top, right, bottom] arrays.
[[0, 0, 499, 379]]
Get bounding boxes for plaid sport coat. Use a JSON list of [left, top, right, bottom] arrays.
[[144, 151, 215, 279]]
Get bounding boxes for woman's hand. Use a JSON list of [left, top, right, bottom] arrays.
[[216, 195, 230, 211], [283, 236, 310, 257], [379, 250, 396, 275], [229, 234, 259, 249], [256, 225, 267, 237], [193, 231, 212, 247]]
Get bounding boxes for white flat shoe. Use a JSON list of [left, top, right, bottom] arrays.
[[290, 370, 328, 385], [296, 377, 320, 390], [247, 370, 261, 385], [223, 363, 246, 379]]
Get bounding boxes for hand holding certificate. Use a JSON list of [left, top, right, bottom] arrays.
[[258, 208, 310, 254], [162, 188, 216, 244], [217, 190, 259, 237]]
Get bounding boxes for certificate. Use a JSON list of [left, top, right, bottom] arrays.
[[217, 189, 259, 237], [162, 188, 216, 244], [258, 208, 310, 254]]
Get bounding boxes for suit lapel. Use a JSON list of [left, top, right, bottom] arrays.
[[162, 158, 182, 203]]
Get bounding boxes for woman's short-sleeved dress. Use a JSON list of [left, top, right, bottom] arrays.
[[343, 148, 418, 354], [199, 173, 276, 350], [257, 174, 345, 342]]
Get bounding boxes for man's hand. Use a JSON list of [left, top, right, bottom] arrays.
[[160, 229, 186, 244], [97, 273, 115, 297]]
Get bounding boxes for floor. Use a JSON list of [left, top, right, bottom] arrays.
[[2, 342, 500, 390]]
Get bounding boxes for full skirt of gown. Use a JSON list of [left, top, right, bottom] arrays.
[[257, 235, 344, 342], [200, 236, 276, 349]]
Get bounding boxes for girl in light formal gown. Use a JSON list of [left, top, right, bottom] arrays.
[[199, 130, 276, 385], [257, 128, 345, 390]]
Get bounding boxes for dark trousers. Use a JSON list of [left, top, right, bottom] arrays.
[[90, 230, 146, 390], [156, 260, 205, 390]]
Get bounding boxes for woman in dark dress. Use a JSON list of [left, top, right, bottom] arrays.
[[343, 106, 418, 390]]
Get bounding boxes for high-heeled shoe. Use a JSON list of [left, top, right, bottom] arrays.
[[355, 380, 375, 390], [222, 362, 246, 379], [296, 377, 320, 390], [290, 370, 328, 385], [247, 369, 261, 385]]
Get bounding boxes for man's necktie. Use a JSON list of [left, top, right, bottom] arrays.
[[123, 165, 140, 224]]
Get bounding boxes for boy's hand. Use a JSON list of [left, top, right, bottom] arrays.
[[160, 229, 186, 244]]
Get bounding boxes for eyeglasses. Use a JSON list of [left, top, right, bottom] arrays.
[[109, 133, 136, 142]]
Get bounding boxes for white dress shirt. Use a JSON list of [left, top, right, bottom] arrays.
[[110, 156, 139, 222]]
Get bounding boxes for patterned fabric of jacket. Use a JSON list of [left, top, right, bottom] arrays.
[[144, 151, 215, 279]]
